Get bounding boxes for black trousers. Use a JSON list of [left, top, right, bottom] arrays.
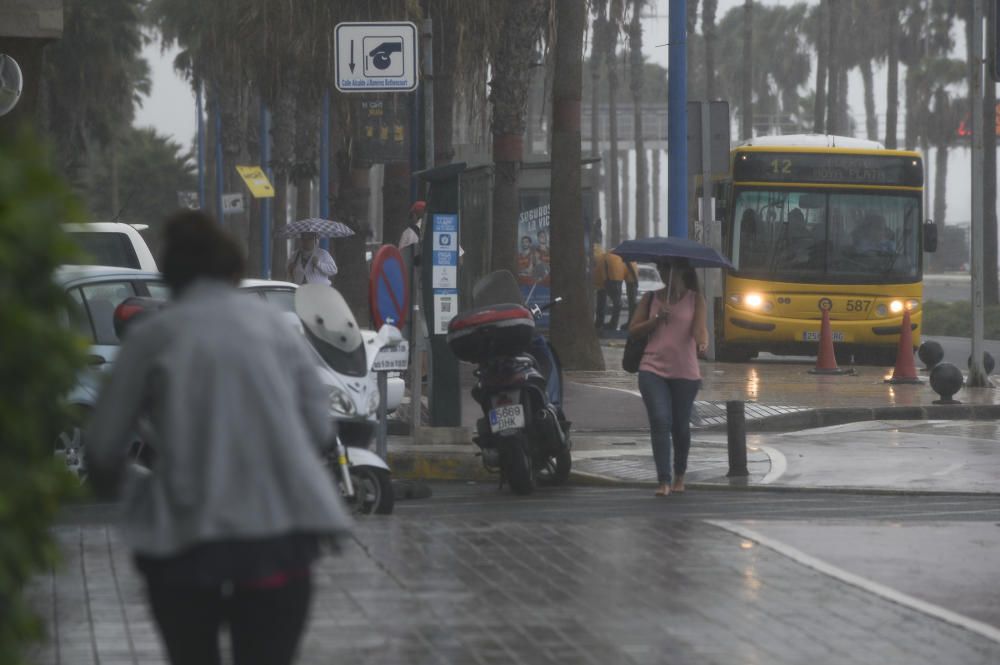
[[605, 280, 623, 329], [594, 287, 608, 328], [624, 280, 638, 327], [146, 572, 312, 665]]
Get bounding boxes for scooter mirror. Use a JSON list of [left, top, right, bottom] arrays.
[[376, 323, 404, 347]]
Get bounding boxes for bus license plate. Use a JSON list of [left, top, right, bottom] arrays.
[[489, 404, 525, 433], [803, 331, 844, 342]]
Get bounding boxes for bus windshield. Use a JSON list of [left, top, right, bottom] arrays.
[[731, 189, 921, 284]]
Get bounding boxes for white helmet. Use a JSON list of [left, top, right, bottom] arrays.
[[294, 284, 362, 353]]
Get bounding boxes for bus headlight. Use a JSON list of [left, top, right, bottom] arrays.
[[889, 298, 920, 314], [744, 293, 764, 309]]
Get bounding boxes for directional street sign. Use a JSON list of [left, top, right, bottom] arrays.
[[335, 22, 418, 93]]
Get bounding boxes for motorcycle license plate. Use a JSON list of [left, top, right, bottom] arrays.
[[489, 404, 525, 433]]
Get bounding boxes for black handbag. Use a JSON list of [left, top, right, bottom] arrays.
[[621, 293, 653, 373]]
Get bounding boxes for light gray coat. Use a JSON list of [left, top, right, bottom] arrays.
[[85, 280, 352, 556]]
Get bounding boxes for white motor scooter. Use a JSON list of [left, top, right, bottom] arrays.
[[295, 285, 405, 515]]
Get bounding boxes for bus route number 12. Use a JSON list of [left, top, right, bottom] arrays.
[[771, 159, 792, 175]]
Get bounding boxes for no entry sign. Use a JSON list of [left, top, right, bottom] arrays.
[[369, 245, 409, 329]]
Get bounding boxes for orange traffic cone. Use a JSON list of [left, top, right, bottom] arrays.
[[886, 308, 921, 384], [809, 307, 850, 375]]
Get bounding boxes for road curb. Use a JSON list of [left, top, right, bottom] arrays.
[[702, 403, 1000, 433]]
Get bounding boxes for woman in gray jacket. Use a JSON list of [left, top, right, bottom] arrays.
[[86, 211, 351, 665]]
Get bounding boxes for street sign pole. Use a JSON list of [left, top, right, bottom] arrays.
[[215, 92, 224, 224], [700, 101, 717, 360], [668, 0, 687, 238], [971, 0, 989, 387], [320, 88, 331, 251], [376, 371, 388, 458], [197, 84, 206, 210], [260, 97, 271, 278], [410, 17, 435, 431]]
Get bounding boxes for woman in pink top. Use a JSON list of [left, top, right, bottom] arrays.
[[626, 259, 708, 496]]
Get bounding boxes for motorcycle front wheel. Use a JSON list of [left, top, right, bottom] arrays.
[[344, 465, 395, 515]]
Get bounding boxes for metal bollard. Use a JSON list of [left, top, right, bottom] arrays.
[[726, 400, 749, 477]]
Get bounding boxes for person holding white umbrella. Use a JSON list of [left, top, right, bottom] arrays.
[[280, 218, 354, 285], [287, 232, 337, 285]]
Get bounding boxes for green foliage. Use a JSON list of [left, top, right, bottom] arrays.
[[85, 126, 197, 257], [922, 300, 1000, 340], [0, 133, 88, 664]]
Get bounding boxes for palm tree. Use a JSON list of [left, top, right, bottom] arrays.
[[550, 0, 604, 370], [628, 0, 649, 239], [42, 0, 150, 190], [741, 0, 753, 139], [716, 2, 810, 136], [604, 0, 626, 246], [488, 0, 549, 274]]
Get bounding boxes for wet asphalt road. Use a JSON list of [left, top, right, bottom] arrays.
[[49, 485, 1000, 664]]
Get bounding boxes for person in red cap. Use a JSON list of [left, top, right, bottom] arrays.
[[398, 200, 426, 250]]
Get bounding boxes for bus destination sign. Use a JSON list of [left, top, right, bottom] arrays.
[[733, 151, 923, 187]]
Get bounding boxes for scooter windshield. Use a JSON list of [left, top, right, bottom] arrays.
[[303, 325, 368, 377], [472, 270, 523, 308]]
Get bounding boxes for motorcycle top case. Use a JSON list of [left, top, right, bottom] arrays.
[[446, 303, 535, 363]]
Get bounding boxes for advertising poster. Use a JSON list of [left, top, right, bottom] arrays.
[[517, 201, 551, 327]]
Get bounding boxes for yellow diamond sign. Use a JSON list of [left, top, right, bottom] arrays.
[[236, 165, 275, 198]]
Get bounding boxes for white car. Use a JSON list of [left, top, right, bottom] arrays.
[[63, 222, 158, 272]]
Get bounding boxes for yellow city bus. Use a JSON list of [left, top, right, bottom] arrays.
[[715, 135, 937, 365]]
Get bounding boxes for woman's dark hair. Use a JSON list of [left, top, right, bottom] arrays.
[[657, 258, 700, 293], [161, 210, 245, 294]]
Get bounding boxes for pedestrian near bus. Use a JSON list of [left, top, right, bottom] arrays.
[[85, 210, 352, 665], [627, 258, 708, 496], [592, 241, 609, 328], [621, 260, 639, 330], [603, 250, 628, 330]]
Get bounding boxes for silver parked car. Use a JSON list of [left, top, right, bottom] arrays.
[[56, 266, 166, 478]]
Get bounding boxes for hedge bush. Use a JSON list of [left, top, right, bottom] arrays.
[[922, 300, 1000, 340], [0, 132, 87, 663]]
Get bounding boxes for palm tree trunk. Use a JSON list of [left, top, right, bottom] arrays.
[[629, 0, 648, 239], [825, 2, 840, 135], [703, 0, 718, 100], [652, 148, 661, 235], [490, 0, 548, 274], [591, 4, 606, 235], [933, 142, 947, 232], [837, 68, 849, 135], [741, 0, 753, 140], [293, 90, 319, 221], [335, 147, 372, 323], [860, 60, 878, 141], [269, 91, 295, 280], [885, 8, 899, 148], [904, 68, 918, 150], [814, 0, 828, 133], [550, 0, 604, 370], [607, 57, 622, 246], [621, 148, 631, 239]]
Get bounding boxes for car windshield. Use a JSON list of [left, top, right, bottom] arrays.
[[69, 232, 141, 270], [730, 189, 921, 284]]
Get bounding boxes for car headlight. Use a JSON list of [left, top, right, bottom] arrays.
[[330, 388, 356, 417]]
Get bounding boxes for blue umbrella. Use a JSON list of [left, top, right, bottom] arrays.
[[611, 236, 733, 269]]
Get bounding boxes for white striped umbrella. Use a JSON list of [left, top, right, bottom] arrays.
[[278, 218, 355, 238]]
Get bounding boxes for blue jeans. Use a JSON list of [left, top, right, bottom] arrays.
[[637, 371, 701, 484]]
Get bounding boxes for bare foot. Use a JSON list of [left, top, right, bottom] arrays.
[[654, 484, 670, 497], [670, 475, 685, 493]]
